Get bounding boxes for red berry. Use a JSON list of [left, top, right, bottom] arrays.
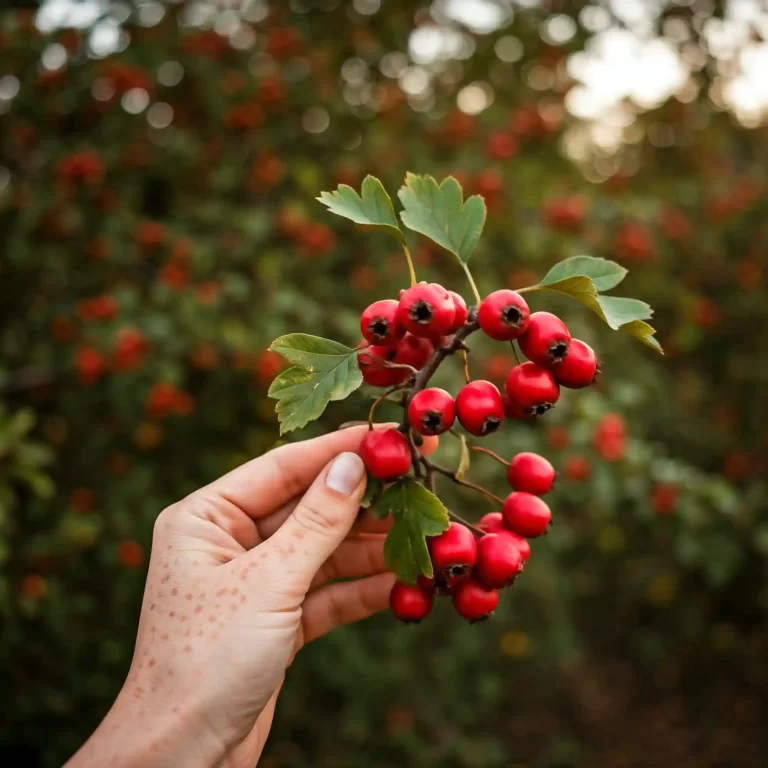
[[408, 388, 455, 436], [359, 428, 412, 480], [416, 574, 436, 590], [455, 380, 505, 436], [478, 290, 531, 341], [478, 513, 531, 561], [505, 362, 560, 416], [452, 577, 499, 622], [397, 283, 456, 338], [503, 393, 535, 420], [448, 291, 469, 332], [476, 533, 523, 589], [518, 312, 571, 367], [507, 452, 555, 495], [357, 345, 407, 387], [390, 581, 434, 623], [428, 522, 477, 579], [652, 482, 678, 517], [564, 454, 591, 483], [394, 333, 434, 370], [360, 299, 405, 347], [502, 492, 552, 538], [551, 339, 599, 389]]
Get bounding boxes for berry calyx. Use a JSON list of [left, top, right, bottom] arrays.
[[506, 452, 555, 495], [452, 577, 499, 622], [359, 428, 412, 480], [518, 311, 571, 367], [455, 380, 505, 436], [476, 533, 523, 589], [397, 283, 456, 338], [408, 387, 456, 436], [448, 291, 469, 332], [394, 333, 434, 370], [505, 362, 560, 416], [478, 512, 531, 561], [390, 581, 434, 623], [360, 299, 405, 347], [428, 522, 477, 579], [551, 338, 599, 389], [357, 345, 408, 388], [502, 492, 552, 538], [478, 289, 531, 341]]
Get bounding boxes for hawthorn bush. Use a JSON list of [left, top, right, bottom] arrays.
[[1, 3, 767, 767]]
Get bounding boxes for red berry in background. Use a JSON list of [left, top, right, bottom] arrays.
[[476, 533, 523, 589], [507, 452, 555, 495], [502, 492, 552, 538], [409, 388, 455, 436], [452, 577, 499, 622], [518, 312, 571, 367], [546, 425, 570, 451], [505, 362, 560, 416], [478, 290, 531, 341], [428, 522, 477, 579], [394, 333, 434, 370], [359, 428, 412, 480], [478, 513, 532, 561], [76, 345, 105, 386], [397, 283, 455, 338], [448, 291, 468, 332], [551, 339, 599, 389], [390, 582, 434, 624], [616, 221, 655, 262], [360, 299, 405, 347], [593, 413, 627, 462], [564, 454, 591, 483], [358, 345, 408, 388], [541, 196, 587, 231], [652, 482, 678, 517], [113, 327, 147, 372], [455, 380, 505, 436], [486, 130, 518, 160]]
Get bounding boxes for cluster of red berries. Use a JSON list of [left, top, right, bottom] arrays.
[[355, 282, 601, 622], [390, 451, 555, 623]]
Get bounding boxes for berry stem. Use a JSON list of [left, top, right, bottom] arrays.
[[420, 455, 505, 506], [382, 362, 419, 376], [446, 509, 486, 537], [406, 428, 424, 478], [516, 285, 536, 294], [402, 244, 417, 288], [461, 263, 482, 305], [461, 349, 471, 384], [470, 445, 510, 466], [368, 385, 408, 429], [510, 341, 521, 365]]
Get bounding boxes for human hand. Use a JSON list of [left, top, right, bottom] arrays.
[[66, 425, 437, 768]]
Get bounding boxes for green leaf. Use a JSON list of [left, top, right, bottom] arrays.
[[622, 320, 664, 354], [597, 296, 653, 330], [268, 335, 363, 434], [536, 276, 608, 322], [398, 173, 486, 264], [361, 474, 384, 511], [538, 255, 627, 292], [455, 435, 471, 481], [378, 479, 450, 583], [317, 175, 404, 243]]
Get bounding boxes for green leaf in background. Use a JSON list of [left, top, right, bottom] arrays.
[[378, 479, 450, 583], [597, 296, 654, 330], [268, 335, 363, 434], [398, 174, 486, 264], [361, 474, 384, 510], [455, 435, 471, 481], [538, 255, 627, 292], [317, 175, 405, 243]]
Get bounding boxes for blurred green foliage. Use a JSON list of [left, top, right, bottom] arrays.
[[1, 2, 767, 767]]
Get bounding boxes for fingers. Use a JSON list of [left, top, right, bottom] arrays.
[[301, 572, 396, 645], [257, 452, 367, 590], [309, 535, 387, 590], [352, 510, 394, 536], [202, 424, 439, 522]]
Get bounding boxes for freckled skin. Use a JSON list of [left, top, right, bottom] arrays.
[[64, 425, 424, 768]]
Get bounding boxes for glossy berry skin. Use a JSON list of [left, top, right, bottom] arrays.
[[357, 345, 408, 388], [359, 428, 412, 480], [448, 291, 469, 332], [428, 522, 477, 578], [478, 290, 531, 341], [507, 452, 555, 495], [390, 582, 434, 624], [518, 312, 571, 367], [505, 362, 560, 416], [397, 283, 456, 338], [551, 339, 599, 389], [360, 299, 405, 347], [502, 492, 552, 538], [394, 333, 434, 370], [476, 533, 523, 589], [478, 512, 531, 561], [503, 393, 534, 421], [452, 577, 499, 622], [409, 388, 455, 436], [455, 380, 505, 436]]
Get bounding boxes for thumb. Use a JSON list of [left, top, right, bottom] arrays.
[[260, 452, 367, 590]]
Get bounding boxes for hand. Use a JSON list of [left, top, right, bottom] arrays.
[[66, 425, 436, 768]]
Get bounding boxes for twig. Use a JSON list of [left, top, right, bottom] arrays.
[[420, 456, 505, 506], [406, 429, 423, 479], [382, 362, 419, 376], [447, 509, 486, 537], [368, 384, 407, 429], [470, 445, 510, 466], [461, 349, 471, 383], [510, 341, 521, 365]]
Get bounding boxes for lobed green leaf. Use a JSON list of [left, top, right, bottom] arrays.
[[538, 255, 627, 292]]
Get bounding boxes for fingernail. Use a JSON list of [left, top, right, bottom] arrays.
[[326, 452, 365, 496]]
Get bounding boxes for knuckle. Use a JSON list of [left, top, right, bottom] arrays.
[[295, 498, 343, 537]]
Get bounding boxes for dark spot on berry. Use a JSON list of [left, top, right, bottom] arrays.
[[410, 300, 433, 324], [481, 417, 502, 435], [423, 411, 443, 433], [501, 306, 523, 326], [369, 318, 389, 340], [533, 403, 554, 416], [549, 341, 569, 362]]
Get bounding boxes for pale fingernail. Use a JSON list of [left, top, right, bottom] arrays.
[[326, 452, 365, 496]]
